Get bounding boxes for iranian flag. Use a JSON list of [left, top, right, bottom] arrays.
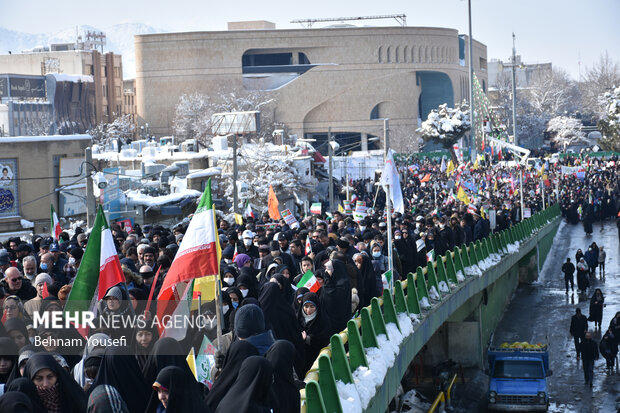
[[157, 179, 220, 332], [244, 202, 254, 219], [64, 206, 125, 315], [305, 235, 312, 255], [310, 203, 322, 215], [50, 204, 62, 240], [426, 249, 435, 263], [160, 280, 194, 340], [296, 270, 320, 293]]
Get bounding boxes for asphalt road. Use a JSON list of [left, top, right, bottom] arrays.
[[455, 219, 620, 413]]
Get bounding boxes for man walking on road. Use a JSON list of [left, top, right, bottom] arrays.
[[570, 308, 588, 359], [579, 331, 599, 387], [561, 257, 575, 293]]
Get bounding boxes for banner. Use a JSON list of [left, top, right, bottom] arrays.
[[280, 209, 299, 229]]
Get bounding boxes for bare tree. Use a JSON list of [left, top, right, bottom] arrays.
[[390, 124, 419, 153], [528, 68, 579, 116], [172, 87, 277, 147], [580, 51, 620, 119]]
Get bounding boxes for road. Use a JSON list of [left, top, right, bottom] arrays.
[[455, 219, 620, 413]]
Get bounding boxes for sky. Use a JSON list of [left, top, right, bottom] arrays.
[[1, 0, 619, 80]]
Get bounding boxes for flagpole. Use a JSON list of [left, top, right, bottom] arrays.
[[384, 118, 394, 292], [214, 274, 223, 351], [519, 168, 525, 221]]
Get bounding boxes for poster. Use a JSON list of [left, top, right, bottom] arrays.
[[0, 159, 18, 218], [280, 209, 299, 229], [523, 208, 531, 218]]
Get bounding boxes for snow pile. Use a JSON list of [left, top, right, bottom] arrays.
[[490, 253, 502, 262], [456, 270, 465, 282], [506, 241, 520, 254], [385, 323, 404, 347], [419, 297, 431, 309], [438, 281, 449, 293], [186, 167, 222, 179], [336, 380, 362, 413], [409, 313, 420, 323], [428, 286, 440, 300], [465, 265, 483, 277], [20, 219, 34, 229], [397, 313, 414, 337], [398, 390, 431, 413], [376, 333, 398, 366], [352, 367, 375, 409], [125, 188, 202, 208]]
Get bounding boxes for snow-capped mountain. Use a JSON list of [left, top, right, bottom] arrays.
[[0, 23, 167, 79]]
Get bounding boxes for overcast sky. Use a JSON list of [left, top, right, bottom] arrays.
[[1, 0, 618, 80]]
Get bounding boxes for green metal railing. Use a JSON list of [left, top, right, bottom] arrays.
[[300, 204, 561, 413]]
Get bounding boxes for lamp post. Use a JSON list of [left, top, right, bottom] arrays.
[[467, 0, 476, 159], [511, 33, 518, 146]]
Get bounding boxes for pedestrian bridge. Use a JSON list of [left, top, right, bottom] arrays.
[[300, 205, 562, 413]]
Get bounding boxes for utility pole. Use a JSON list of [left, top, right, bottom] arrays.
[[85, 147, 96, 227], [328, 127, 334, 212], [468, 0, 476, 159], [511, 32, 518, 146], [384, 118, 394, 290], [232, 134, 239, 214]]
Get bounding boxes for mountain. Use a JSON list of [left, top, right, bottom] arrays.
[[0, 23, 167, 79]]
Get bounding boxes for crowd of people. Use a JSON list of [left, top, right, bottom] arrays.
[[0, 153, 615, 412]]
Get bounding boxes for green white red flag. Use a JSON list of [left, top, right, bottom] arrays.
[[50, 204, 62, 240], [296, 270, 320, 293]]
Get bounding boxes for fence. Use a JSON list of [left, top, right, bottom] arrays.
[[300, 204, 562, 413]]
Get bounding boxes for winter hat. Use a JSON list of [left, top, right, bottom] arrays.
[[336, 238, 349, 249], [69, 247, 84, 260], [234, 253, 251, 268], [34, 273, 53, 287], [104, 286, 123, 301], [234, 304, 265, 339], [49, 242, 60, 252]]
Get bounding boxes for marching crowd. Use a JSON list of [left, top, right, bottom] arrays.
[[0, 153, 616, 412]]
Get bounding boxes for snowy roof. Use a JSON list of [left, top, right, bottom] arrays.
[[0, 134, 91, 143], [93, 148, 209, 161], [125, 188, 202, 209], [48, 73, 94, 83], [186, 167, 222, 179]]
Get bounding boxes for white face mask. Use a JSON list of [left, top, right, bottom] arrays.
[[222, 305, 229, 314], [224, 259, 232, 264], [240, 289, 249, 298], [372, 251, 382, 258], [253, 242, 259, 247], [243, 239, 252, 247], [224, 277, 235, 286], [68, 257, 76, 265], [395, 235, 402, 240], [359, 226, 366, 232]]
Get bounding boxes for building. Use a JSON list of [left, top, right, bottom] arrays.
[[0, 47, 124, 126], [0, 73, 96, 136], [487, 56, 552, 89], [135, 23, 487, 151], [0, 135, 91, 238]]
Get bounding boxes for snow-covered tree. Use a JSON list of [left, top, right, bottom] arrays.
[[219, 141, 312, 213], [580, 51, 620, 120], [597, 86, 620, 151], [23, 111, 53, 136], [87, 115, 135, 145], [417, 102, 470, 162], [172, 88, 277, 147], [528, 68, 579, 116], [546, 116, 587, 151]]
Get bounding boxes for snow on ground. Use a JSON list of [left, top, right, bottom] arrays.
[[394, 389, 432, 413], [438, 280, 449, 293], [185, 167, 222, 179]]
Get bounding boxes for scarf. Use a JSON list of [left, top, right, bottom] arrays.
[[37, 383, 62, 413]]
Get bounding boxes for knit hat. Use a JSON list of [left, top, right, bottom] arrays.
[[234, 304, 265, 339], [104, 286, 123, 301], [234, 253, 252, 268], [34, 273, 53, 287], [69, 247, 84, 260]]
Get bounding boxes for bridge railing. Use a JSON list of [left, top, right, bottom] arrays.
[[300, 204, 561, 413]]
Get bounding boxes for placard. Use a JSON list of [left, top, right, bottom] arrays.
[[280, 209, 299, 229], [0, 159, 18, 218]]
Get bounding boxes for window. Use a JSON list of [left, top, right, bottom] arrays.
[[102, 85, 107, 97], [298, 53, 310, 65], [242, 52, 292, 67], [115, 86, 121, 97], [85, 64, 93, 75], [479, 57, 487, 71], [378, 46, 383, 63], [114, 67, 121, 78]]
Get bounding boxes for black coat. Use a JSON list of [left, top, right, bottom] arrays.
[[570, 313, 588, 337], [298, 292, 331, 374], [265, 341, 300, 413], [561, 262, 575, 277], [579, 338, 599, 361], [320, 260, 352, 335], [215, 356, 276, 413], [599, 336, 618, 359]]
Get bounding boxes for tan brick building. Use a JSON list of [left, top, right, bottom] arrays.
[[135, 24, 487, 151]]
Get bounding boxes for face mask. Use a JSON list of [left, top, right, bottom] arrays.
[[253, 242, 259, 247], [304, 311, 317, 323], [40, 263, 48, 271], [416, 223, 422, 229], [372, 251, 382, 258], [240, 289, 248, 298], [224, 259, 232, 264], [243, 239, 252, 247], [395, 236, 402, 240], [224, 277, 235, 286], [68, 257, 76, 265], [359, 226, 366, 232], [232, 301, 239, 309], [222, 305, 229, 314]]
